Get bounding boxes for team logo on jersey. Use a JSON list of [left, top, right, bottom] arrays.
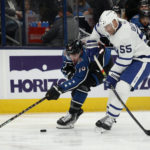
[[82, 66, 86, 71], [79, 66, 86, 73]]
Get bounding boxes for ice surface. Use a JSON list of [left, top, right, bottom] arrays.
[[0, 112, 150, 150]]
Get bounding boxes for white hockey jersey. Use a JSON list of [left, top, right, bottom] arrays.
[[89, 18, 150, 75]]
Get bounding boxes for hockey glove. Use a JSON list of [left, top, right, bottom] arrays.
[[66, 71, 75, 79], [61, 62, 75, 79], [86, 40, 100, 61], [104, 72, 120, 89], [46, 85, 62, 100]]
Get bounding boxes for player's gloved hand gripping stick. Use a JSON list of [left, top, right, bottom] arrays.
[[0, 83, 63, 128], [94, 55, 150, 136]]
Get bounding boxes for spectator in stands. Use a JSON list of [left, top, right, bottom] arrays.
[[4, 0, 22, 42], [112, 5, 122, 18], [130, 0, 150, 44], [39, 0, 57, 24], [125, 0, 149, 21], [112, 0, 127, 8], [77, 0, 91, 16], [74, 0, 94, 34], [41, 5, 79, 47], [132, 9, 150, 45], [25, 0, 38, 25], [130, 0, 149, 22], [5, 0, 22, 20], [25, 0, 35, 15]]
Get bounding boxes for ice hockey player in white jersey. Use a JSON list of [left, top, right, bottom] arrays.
[[87, 10, 150, 131]]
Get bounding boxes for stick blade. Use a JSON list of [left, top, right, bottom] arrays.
[[145, 130, 150, 136]]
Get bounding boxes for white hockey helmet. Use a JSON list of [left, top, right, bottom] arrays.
[[99, 10, 118, 29]]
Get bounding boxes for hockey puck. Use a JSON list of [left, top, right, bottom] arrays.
[[40, 129, 47, 132]]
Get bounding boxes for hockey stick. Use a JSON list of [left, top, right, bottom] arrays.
[[94, 55, 150, 136], [0, 97, 46, 128]]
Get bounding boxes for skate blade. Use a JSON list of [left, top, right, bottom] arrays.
[[95, 126, 108, 134], [56, 124, 74, 129]]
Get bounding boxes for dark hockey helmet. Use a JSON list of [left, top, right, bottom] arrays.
[[112, 5, 121, 14], [139, 0, 149, 7], [66, 40, 83, 55], [139, 9, 150, 17]]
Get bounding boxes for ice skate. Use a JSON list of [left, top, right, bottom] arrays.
[[57, 109, 83, 129], [95, 115, 116, 132]]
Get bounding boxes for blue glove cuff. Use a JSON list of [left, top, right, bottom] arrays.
[[104, 75, 118, 89]]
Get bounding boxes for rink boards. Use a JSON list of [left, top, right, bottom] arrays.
[[0, 49, 150, 113]]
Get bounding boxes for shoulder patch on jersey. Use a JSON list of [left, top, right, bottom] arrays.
[[79, 66, 87, 73], [82, 66, 86, 71], [130, 23, 136, 32]]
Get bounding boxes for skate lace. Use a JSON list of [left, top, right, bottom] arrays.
[[102, 116, 115, 126], [62, 113, 72, 122]]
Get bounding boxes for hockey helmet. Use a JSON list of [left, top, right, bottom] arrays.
[[99, 10, 118, 28], [99, 10, 119, 34], [139, 0, 149, 7], [66, 40, 83, 55], [113, 5, 121, 15]]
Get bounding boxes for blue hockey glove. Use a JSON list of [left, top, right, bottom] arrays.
[[104, 73, 120, 89], [86, 40, 100, 61]]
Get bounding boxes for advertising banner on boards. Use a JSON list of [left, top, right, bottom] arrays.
[[0, 49, 150, 100]]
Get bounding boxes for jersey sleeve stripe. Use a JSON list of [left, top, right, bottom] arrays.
[[94, 26, 104, 37], [137, 55, 150, 59], [86, 44, 99, 48], [118, 56, 133, 60], [116, 59, 132, 66], [109, 70, 121, 76], [87, 40, 97, 43], [86, 46, 99, 49], [115, 61, 130, 67]]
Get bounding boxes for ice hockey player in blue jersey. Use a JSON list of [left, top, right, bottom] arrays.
[[45, 40, 113, 129], [131, 9, 150, 45], [130, 0, 149, 24], [87, 10, 150, 131], [130, 0, 150, 43]]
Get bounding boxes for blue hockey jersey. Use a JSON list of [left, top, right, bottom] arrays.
[[130, 15, 143, 28], [59, 50, 89, 92], [130, 14, 150, 40]]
